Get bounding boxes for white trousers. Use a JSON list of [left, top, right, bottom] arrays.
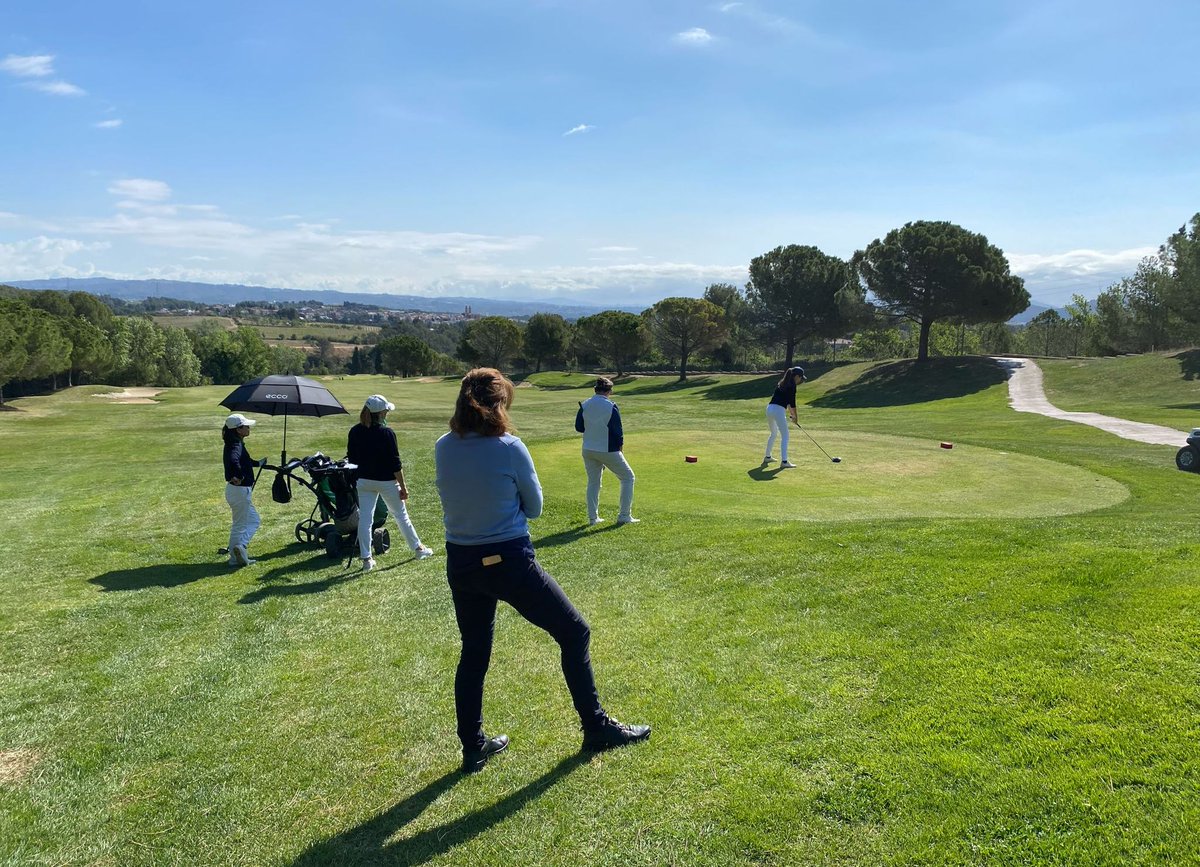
[[582, 449, 635, 522], [356, 477, 424, 559], [765, 403, 790, 462], [225, 484, 261, 553]]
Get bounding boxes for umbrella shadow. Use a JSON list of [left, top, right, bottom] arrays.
[[747, 464, 785, 482], [289, 753, 588, 867], [88, 544, 310, 592], [90, 562, 233, 592]]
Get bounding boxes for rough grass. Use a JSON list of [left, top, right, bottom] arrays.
[[1, 360, 1198, 866], [1038, 351, 1200, 429]]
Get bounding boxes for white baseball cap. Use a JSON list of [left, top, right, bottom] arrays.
[[224, 413, 257, 428], [365, 394, 394, 413]]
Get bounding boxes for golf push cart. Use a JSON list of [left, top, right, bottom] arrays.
[[1175, 429, 1200, 472], [264, 453, 391, 559]]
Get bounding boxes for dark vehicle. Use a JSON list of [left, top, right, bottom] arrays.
[[268, 453, 390, 559], [1176, 429, 1200, 472]]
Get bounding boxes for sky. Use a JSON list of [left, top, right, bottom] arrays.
[[2, 0, 1198, 308]]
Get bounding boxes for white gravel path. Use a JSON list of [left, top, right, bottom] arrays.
[[992, 357, 1190, 447]]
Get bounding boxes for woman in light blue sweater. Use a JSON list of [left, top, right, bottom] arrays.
[[434, 368, 651, 773]]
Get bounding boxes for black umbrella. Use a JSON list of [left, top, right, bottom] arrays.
[[219, 374, 349, 463]]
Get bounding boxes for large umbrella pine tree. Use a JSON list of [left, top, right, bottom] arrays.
[[746, 245, 864, 368], [853, 221, 1030, 361]]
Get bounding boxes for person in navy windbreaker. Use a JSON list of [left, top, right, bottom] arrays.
[[575, 377, 639, 525]]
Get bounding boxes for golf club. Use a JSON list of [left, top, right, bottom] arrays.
[[792, 419, 842, 463]]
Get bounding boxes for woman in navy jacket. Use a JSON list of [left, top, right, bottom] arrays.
[[763, 366, 806, 468]]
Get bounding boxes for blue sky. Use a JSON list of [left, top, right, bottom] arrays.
[[2, 0, 1197, 307]]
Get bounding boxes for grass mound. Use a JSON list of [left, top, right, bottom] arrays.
[[534, 430, 1129, 521]]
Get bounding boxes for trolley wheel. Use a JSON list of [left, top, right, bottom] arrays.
[[372, 528, 391, 556], [315, 522, 336, 541], [295, 519, 318, 544], [324, 532, 342, 560], [1176, 445, 1200, 472]]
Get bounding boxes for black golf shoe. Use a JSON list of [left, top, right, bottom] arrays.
[[581, 716, 651, 752], [461, 734, 509, 773]]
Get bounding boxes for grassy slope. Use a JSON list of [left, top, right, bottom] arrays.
[[1, 360, 1198, 866], [1038, 351, 1200, 430]]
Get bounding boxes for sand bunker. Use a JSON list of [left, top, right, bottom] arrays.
[[0, 748, 40, 784], [93, 388, 163, 404]]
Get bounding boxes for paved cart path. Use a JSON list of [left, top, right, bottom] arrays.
[[991, 357, 1189, 447]]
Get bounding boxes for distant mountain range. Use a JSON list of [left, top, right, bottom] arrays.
[[5, 277, 643, 319], [6, 276, 1063, 324], [1007, 302, 1065, 325]]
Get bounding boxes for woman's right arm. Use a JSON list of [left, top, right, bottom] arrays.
[[510, 439, 543, 519]]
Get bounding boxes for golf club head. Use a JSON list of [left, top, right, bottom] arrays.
[[831, 457, 842, 463]]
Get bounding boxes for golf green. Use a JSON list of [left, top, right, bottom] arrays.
[[532, 430, 1130, 521]]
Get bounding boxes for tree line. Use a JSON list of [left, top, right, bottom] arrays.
[[6, 213, 1198, 399]]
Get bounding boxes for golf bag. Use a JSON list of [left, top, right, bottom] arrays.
[[275, 453, 391, 559]]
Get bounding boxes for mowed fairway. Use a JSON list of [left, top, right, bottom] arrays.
[[1, 358, 1198, 866], [536, 430, 1129, 521]]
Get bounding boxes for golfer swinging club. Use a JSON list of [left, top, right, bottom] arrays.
[[763, 366, 806, 468], [575, 376, 638, 526]]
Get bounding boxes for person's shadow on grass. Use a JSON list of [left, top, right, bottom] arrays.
[[289, 752, 588, 867], [747, 464, 785, 481], [535, 522, 619, 549]]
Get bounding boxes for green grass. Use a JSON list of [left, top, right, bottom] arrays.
[[1038, 351, 1200, 430], [2, 360, 1199, 866], [151, 314, 237, 331], [245, 322, 382, 342]]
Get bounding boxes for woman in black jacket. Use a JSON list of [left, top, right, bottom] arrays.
[[346, 394, 433, 571], [763, 366, 806, 468]]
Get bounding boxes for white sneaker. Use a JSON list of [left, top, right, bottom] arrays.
[[616, 517, 641, 525], [415, 546, 434, 560], [589, 517, 605, 526], [780, 461, 797, 469], [362, 557, 376, 572], [762, 456, 774, 464], [233, 545, 256, 566], [227, 556, 239, 567]]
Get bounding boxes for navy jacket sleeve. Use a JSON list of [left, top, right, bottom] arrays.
[[575, 402, 585, 433], [608, 404, 624, 452]]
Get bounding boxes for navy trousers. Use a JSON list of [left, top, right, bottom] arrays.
[[446, 536, 605, 751]]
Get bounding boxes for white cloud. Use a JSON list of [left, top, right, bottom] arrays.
[[563, 123, 594, 136], [0, 236, 109, 279], [1, 54, 86, 96], [1009, 247, 1155, 277], [107, 178, 173, 202], [26, 79, 86, 97], [94, 118, 123, 129], [2, 180, 753, 306], [719, 3, 743, 11], [1009, 246, 1156, 303], [674, 28, 714, 45], [1, 54, 55, 77]]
